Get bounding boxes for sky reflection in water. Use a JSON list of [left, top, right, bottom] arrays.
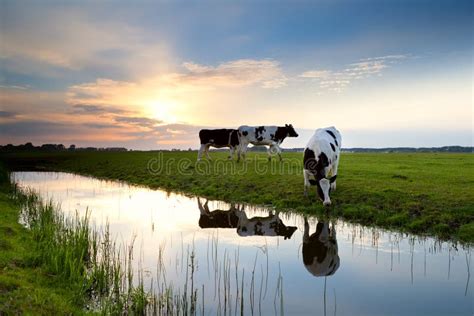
[[12, 172, 472, 316]]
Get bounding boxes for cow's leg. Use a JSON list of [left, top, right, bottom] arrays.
[[303, 169, 311, 197], [233, 146, 238, 160], [205, 145, 212, 160], [239, 142, 249, 161], [197, 144, 206, 161], [303, 216, 310, 243], [243, 143, 249, 160], [275, 144, 283, 161], [330, 160, 339, 191], [197, 197, 203, 212], [198, 198, 209, 215], [330, 221, 336, 239], [228, 146, 236, 160], [267, 146, 272, 161], [236, 209, 248, 233]]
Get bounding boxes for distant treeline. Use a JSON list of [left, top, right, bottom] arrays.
[[340, 146, 473, 153], [0, 143, 471, 153], [0, 143, 127, 152], [248, 146, 473, 153]]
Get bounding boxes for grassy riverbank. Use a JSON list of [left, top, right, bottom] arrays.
[[0, 166, 154, 314], [2, 151, 473, 242], [0, 164, 220, 314], [0, 166, 85, 314]]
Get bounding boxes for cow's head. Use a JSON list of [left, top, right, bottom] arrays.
[[316, 175, 337, 206], [283, 226, 298, 240], [285, 124, 298, 137]]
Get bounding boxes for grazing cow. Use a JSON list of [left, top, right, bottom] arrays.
[[237, 124, 299, 161], [303, 126, 342, 205], [198, 129, 240, 161], [302, 217, 340, 277], [197, 198, 243, 229], [236, 210, 297, 239]]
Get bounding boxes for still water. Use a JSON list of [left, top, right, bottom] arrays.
[[12, 172, 472, 315]]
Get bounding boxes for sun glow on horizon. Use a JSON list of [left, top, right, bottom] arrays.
[[147, 99, 180, 124]]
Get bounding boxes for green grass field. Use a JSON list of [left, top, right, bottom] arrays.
[[1, 151, 473, 242]]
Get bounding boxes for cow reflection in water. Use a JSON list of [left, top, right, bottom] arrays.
[[236, 211, 297, 240], [197, 199, 297, 240], [303, 217, 340, 276], [197, 198, 243, 229]]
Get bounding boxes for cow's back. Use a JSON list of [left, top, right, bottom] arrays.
[[199, 210, 239, 228], [199, 129, 235, 146], [238, 125, 279, 144], [305, 127, 341, 168]]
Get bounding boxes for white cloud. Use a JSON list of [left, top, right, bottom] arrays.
[[0, 85, 29, 90], [299, 70, 331, 79], [68, 58, 286, 105], [300, 55, 409, 92], [181, 59, 287, 89], [360, 55, 409, 61]]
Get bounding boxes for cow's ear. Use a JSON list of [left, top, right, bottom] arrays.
[[329, 175, 337, 183], [285, 124, 288, 127]]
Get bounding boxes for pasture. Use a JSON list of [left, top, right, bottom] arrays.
[[2, 151, 473, 242]]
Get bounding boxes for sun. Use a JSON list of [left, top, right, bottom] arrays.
[[147, 99, 179, 124]]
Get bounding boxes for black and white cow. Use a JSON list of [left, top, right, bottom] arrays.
[[197, 198, 243, 229], [303, 126, 342, 205], [236, 210, 297, 239], [198, 129, 240, 161], [237, 124, 299, 161], [302, 217, 340, 277]]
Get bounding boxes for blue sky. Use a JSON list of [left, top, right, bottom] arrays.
[[0, 0, 472, 149]]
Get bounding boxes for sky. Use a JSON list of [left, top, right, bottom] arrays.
[[0, 0, 472, 149]]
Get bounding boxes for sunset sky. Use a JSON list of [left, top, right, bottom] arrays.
[[1, 1, 472, 149]]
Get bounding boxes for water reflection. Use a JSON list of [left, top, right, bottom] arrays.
[[11, 172, 473, 316], [197, 198, 241, 229], [303, 217, 340, 277], [236, 210, 297, 239], [198, 198, 298, 239]]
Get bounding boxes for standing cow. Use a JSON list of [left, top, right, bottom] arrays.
[[198, 129, 240, 161], [237, 124, 299, 161], [302, 217, 340, 277], [303, 126, 342, 205]]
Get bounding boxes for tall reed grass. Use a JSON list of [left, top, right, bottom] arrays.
[[13, 185, 197, 314]]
